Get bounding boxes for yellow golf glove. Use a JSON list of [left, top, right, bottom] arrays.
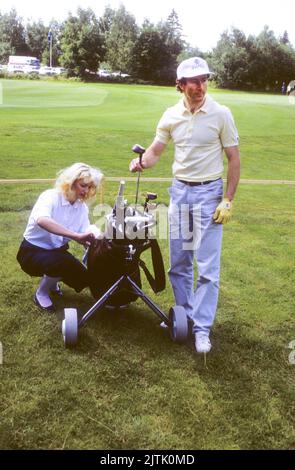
[[213, 198, 232, 224]]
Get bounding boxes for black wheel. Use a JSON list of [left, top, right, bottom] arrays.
[[169, 306, 188, 342]]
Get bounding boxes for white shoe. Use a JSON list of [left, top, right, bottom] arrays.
[[35, 275, 61, 311], [34, 292, 54, 311], [160, 321, 168, 329], [195, 333, 212, 354]]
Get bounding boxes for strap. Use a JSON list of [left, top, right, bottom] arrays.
[[138, 239, 166, 293]]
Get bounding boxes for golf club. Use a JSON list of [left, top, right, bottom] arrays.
[[132, 144, 146, 207]]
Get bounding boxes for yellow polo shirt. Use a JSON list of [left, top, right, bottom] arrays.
[[156, 95, 239, 182]]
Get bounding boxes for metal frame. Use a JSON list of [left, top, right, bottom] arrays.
[[79, 273, 170, 329]]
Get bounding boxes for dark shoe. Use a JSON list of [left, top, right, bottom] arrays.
[[34, 294, 54, 312]]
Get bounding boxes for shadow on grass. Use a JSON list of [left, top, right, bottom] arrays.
[[2, 282, 294, 449]]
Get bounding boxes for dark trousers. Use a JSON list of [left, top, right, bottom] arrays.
[[17, 239, 89, 292]]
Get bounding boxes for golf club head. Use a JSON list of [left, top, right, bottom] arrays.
[[132, 144, 146, 156], [146, 192, 157, 201]]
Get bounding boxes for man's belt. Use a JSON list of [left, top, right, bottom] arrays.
[[177, 178, 221, 186]]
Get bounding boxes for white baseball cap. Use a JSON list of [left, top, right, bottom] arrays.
[[176, 57, 214, 80]]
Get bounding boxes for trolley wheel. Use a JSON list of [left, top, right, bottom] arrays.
[[169, 306, 188, 343], [62, 308, 78, 347]]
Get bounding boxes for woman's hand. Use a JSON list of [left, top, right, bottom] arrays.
[[73, 231, 96, 246], [37, 217, 95, 246]]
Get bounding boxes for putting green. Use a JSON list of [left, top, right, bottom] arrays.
[[0, 79, 109, 108]]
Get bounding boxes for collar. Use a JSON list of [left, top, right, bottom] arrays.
[[180, 94, 212, 115], [61, 193, 80, 208]]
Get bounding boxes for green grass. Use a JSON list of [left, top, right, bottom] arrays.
[[0, 80, 295, 450], [1, 79, 295, 179]]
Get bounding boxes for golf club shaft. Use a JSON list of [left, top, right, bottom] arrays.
[[135, 158, 141, 207], [131, 144, 145, 208]]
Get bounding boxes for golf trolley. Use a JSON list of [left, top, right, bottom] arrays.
[[61, 145, 188, 347]]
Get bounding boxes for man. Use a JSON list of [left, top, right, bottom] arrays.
[[129, 57, 240, 354]]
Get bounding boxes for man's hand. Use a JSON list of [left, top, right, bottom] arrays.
[[129, 157, 144, 173], [213, 198, 232, 224], [129, 140, 166, 173]]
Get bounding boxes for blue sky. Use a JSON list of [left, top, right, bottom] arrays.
[[1, 0, 295, 51]]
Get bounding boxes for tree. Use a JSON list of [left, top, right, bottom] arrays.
[[133, 10, 184, 84], [105, 4, 138, 73], [41, 20, 63, 66], [162, 9, 184, 57], [211, 28, 253, 88], [98, 5, 115, 37], [211, 25, 295, 91], [279, 30, 290, 45], [98, 5, 115, 62], [157, 10, 185, 82], [26, 20, 48, 60], [0, 9, 28, 63], [253, 26, 295, 90], [133, 21, 172, 82], [60, 8, 104, 77], [178, 46, 204, 63]]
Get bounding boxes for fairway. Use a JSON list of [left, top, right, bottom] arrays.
[[0, 80, 295, 450], [1, 79, 295, 180]]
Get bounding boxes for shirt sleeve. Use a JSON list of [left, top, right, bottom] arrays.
[[30, 190, 55, 224], [155, 110, 172, 145], [220, 107, 239, 148]]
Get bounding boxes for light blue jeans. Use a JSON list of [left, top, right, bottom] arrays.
[[168, 178, 223, 335]]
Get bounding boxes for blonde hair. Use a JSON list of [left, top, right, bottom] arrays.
[[55, 163, 103, 202]]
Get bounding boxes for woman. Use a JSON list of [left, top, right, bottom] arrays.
[[17, 163, 103, 311]]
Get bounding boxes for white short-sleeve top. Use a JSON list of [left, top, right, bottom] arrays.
[[23, 188, 90, 249]]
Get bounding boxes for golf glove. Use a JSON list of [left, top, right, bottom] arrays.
[[213, 198, 232, 224]]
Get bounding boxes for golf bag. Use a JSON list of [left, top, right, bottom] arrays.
[[87, 180, 165, 307], [87, 237, 165, 307]]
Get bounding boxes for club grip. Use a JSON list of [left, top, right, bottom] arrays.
[[132, 144, 145, 167]]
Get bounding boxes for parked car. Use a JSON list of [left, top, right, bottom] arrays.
[[38, 66, 55, 76], [7, 56, 40, 74], [53, 67, 66, 75], [111, 71, 130, 78], [98, 69, 111, 77]]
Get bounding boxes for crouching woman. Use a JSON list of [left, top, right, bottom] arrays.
[[17, 163, 103, 311]]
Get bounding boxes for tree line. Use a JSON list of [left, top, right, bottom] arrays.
[[1, 5, 295, 90]]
